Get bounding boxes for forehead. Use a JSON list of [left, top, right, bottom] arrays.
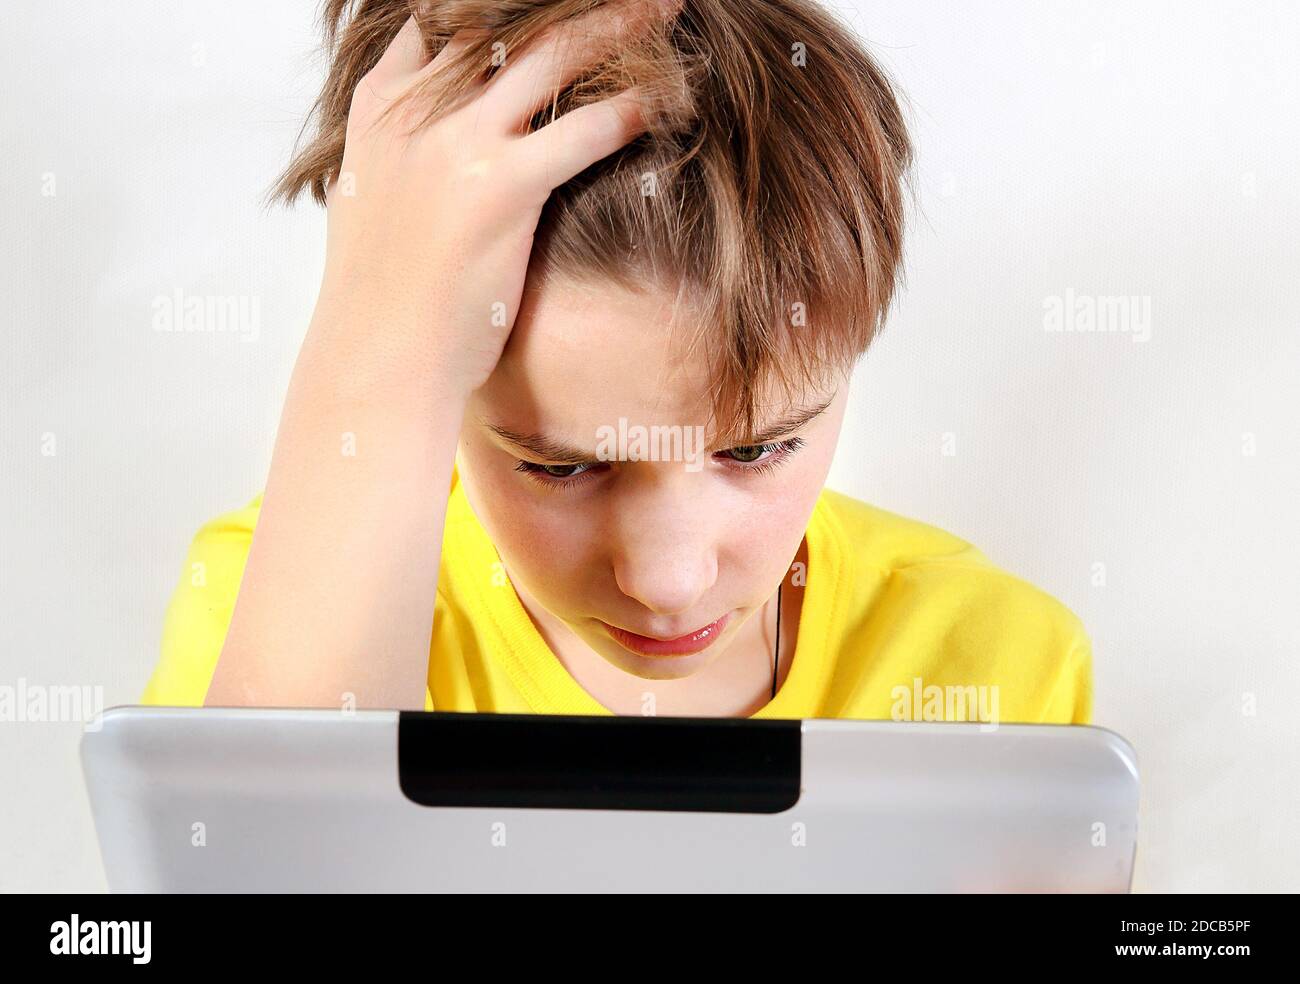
[[478, 278, 717, 427], [474, 277, 844, 449]]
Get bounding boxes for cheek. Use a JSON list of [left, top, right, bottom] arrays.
[[719, 482, 817, 575], [716, 441, 836, 576], [456, 436, 601, 586]]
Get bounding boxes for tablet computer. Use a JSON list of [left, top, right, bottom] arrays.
[[81, 707, 1140, 892]]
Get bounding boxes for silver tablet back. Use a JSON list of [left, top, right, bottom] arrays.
[[81, 707, 1139, 892]]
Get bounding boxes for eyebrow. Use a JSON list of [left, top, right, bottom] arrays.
[[480, 395, 835, 463]]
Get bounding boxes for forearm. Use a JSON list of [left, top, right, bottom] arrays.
[[201, 0, 660, 708], [205, 297, 467, 709]]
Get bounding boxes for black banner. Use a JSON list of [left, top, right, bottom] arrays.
[[0, 894, 1274, 971]]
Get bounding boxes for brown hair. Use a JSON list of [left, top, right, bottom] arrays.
[[272, 0, 913, 442]]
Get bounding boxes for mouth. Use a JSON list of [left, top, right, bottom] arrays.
[[600, 612, 733, 657]]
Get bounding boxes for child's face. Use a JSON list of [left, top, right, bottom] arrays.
[[456, 277, 848, 681]]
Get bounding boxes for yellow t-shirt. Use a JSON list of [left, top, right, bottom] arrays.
[[142, 466, 1093, 724]]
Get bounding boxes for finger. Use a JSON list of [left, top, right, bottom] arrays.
[[364, 15, 431, 97], [480, 0, 679, 133], [425, 26, 493, 73], [513, 87, 648, 192]]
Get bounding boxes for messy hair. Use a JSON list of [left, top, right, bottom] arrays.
[[272, 0, 914, 443]]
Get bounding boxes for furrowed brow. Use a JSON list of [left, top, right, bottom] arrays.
[[712, 396, 835, 450], [480, 421, 594, 464], [481, 395, 835, 463]]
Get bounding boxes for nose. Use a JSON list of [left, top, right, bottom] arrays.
[[609, 477, 718, 618]]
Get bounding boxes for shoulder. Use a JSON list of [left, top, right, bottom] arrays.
[[816, 488, 1093, 723], [139, 493, 265, 706], [193, 492, 263, 544], [169, 491, 265, 595], [819, 487, 1080, 632], [818, 487, 978, 567], [167, 493, 265, 601]]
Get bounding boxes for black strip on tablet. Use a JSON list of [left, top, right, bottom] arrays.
[[397, 711, 801, 813]]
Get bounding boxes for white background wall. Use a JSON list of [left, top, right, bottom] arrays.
[[2, 1, 1296, 892]]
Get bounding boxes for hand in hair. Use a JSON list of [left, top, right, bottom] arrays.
[[206, 0, 678, 710], [319, 1, 676, 397]]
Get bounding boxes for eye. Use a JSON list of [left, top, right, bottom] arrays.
[[716, 436, 807, 473], [513, 459, 603, 488], [726, 445, 766, 463], [534, 463, 587, 478], [513, 435, 808, 490]]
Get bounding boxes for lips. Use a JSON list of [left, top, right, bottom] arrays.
[[601, 612, 732, 657]]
